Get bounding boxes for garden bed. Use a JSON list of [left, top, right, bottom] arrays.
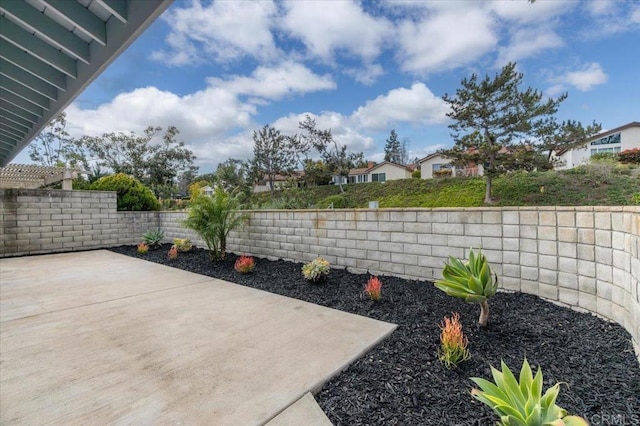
[[110, 245, 640, 425]]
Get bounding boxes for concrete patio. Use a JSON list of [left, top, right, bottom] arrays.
[[0, 250, 396, 425]]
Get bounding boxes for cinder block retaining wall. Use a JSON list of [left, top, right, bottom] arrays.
[[1, 189, 638, 351]]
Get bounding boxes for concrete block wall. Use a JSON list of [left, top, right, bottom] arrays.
[[0, 189, 159, 256]]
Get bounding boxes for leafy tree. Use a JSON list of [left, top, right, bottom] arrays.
[[302, 159, 332, 186], [182, 187, 246, 260], [441, 62, 600, 204], [252, 125, 298, 194], [384, 129, 402, 163], [79, 126, 198, 198], [90, 173, 159, 211], [298, 115, 363, 193], [215, 158, 253, 195], [29, 112, 87, 169]]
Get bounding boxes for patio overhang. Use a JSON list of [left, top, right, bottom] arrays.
[[0, 0, 173, 166]]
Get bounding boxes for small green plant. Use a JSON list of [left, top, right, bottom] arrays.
[[317, 194, 347, 209], [438, 312, 470, 369], [167, 245, 178, 260], [142, 228, 164, 249], [364, 276, 382, 301], [302, 257, 330, 282], [234, 255, 255, 273], [136, 242, 149, 254], [471, 358, 588, 426], [173, 238, 192, 252], [182, 187, 247, 260], [435, 248, 498, 327], [632, 193, 640, 205]]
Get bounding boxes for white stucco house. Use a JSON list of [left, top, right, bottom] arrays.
[[553, 122, 640, 170], [332, 162, 413, 185], [418, 153, 483, 179]]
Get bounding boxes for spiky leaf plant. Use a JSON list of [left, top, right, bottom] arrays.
[[182, 187, 247, 260], [471, 358, 588, 426], [435, 248, 498, 327]]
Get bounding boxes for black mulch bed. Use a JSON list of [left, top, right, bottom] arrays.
[[110, 245, 640, 425]]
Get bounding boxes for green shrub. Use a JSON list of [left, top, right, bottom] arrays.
[[590, 152, 618, 162], [90, 173, 159, 211], [411, 170, 421, 179], [182, 187, 246, 260], [317, 195, 347, 209]]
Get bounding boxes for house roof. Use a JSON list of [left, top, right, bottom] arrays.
[[555, 122, 640, 156], [418, 152, 447, 164], [0, 0, 173, 166]]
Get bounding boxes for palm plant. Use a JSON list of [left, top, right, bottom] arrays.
[[435, 248, 498, 327], [182, 187, 246, 260]]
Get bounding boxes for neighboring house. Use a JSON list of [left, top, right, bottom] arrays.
[[332, 161, 413, 185], [419, 153, 483, 179], [553, 122, 640, 170], [253, 171, 305, 193]]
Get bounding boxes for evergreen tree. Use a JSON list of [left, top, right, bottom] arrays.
[[384, 129, 402, 163], [441, 62, 600, 204], [252, 125, 297, 194]]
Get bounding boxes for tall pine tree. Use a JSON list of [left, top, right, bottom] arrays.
[[441, 62, 600, 204], [384, 129, 402, 163]]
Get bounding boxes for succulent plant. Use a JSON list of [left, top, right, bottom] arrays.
[[167, 245, 178, 260], [142, 228, 164, 249], [471, 358, 588, 426], [234, 255, 255, 273], [173, 238, 192, 252], [302, 257, 330, 282], [438, 312, 470, 369], [364, 276, 383, 301], [137, 242, 149, 254], [435, 248, 498, 327]]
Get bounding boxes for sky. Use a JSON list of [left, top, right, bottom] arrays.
[[15, 0, 640, 173]]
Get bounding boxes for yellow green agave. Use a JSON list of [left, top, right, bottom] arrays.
[[435, 248, 498, 327], [471, 358, 588, 426]]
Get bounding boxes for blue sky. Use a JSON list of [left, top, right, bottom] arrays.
[[18, 0, 640, 172]]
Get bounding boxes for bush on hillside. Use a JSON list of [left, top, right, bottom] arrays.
[[618, 148, 640, 164], [90, 173, 160, 211], [316, 194, 348, 209]]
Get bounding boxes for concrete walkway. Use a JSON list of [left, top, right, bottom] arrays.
[[0, 251, 396, 425]]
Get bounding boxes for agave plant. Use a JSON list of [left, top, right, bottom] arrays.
[[182, 187, 247, 260], [142, 228, 164, 249], [471, 358, 588, 426], [435, 248, 497, 327]]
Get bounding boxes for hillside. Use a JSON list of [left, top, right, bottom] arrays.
[[251, 164, 640, 209]]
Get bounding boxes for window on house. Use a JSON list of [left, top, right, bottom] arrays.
[[371, 173, 386, 182], [432, 163, 451, 171], [348, 176, 356, 184], [590, 147, 621, 156], [358, 175, 368, 183]]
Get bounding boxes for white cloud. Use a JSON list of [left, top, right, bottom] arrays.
[[152, 0, 279, 65], [489, 0, 573, 23], [496, 26, 563, 65], [397, 7, 498, 73], [352, 83, 449, 131], [64, 86, 255, 141], [564, 63, 608, 91], [207, 62, 336, 101], [272, 112, 376, 152], [281, 0, 393, 62], [546, 63, 608, 95], [632, 7, 640, 23], [343, 64, 385, 86]]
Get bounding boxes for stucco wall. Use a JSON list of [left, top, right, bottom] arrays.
[[1, 189, 638, 353], [368, 163, 411, 181]]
